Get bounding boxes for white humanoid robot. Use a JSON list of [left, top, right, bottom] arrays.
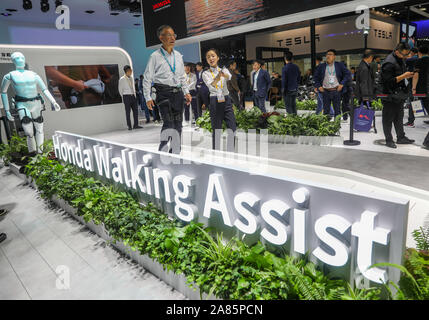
[[1, 52, 61, 154]]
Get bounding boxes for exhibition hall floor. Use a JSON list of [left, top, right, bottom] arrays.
[[0, 168, 185, 300]]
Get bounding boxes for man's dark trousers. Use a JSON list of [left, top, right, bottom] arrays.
[[156, 87, 184, 154], [322, 90, 341, 118], [382, 99, 406, 143], [253, 93, 267, 113], [196, 89, 208, 118], [284, 91, 298, 115], [123, 94, 139, 128]]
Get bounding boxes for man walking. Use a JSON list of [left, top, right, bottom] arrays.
[[355, 49, 375, 103], [138, 75, 152, 124], [314, 49, 351, 120], [143, 25, 192, 154], [227, 61, 240, 108], [252, 60, 271, 113], [411, 46, 429, 124], [119, 65, 142, 130], [281, 51, 301, 115], [380, 42, 415, 149], [195, 62, 208, 118]]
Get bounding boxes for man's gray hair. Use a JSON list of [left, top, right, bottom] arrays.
[[157, 25, 173, 38]]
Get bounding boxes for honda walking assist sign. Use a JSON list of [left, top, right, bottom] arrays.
[[53, 131, 409, 287]]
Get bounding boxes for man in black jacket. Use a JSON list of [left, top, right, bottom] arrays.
[[381, 43, 415, 149], [355, 49, 375, 102]]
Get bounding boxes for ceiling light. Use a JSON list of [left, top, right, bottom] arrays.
[[134, 23, 141, 26], [85, 10, 95, 14], [1, 13, 12, 16], [133, 14, 141, 17], [40, 0, 49, 13], [6, 9, 18, 12], [110, 12, 119, 15], [23, 0, 32, 10]]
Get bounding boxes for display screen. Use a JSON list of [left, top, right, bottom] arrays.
[[143, 0, 353, 47], [400, 22, 417, 49], [44, 64, 122, 110]]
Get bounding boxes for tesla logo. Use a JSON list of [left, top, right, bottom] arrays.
[[277, 35, 320, 47], [153, 0, 171, 12]]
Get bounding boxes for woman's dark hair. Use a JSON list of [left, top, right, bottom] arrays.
[[206, 48, 220, 58]]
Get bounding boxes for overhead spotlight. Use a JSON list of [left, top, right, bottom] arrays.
[[40, 0, 49, 12], [23, 0, 32, 10], [85, 10, 95, 14]]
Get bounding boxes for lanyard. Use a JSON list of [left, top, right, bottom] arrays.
[[327, 64, 336, 76], [210, 67, 223, 89], [160, 48, 176, 74]]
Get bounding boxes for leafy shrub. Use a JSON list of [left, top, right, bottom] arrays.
[[196, 109, 341, 137], [267, 114, 341, 136], [296, 99, 317, 111], [0, 134, 28, 165]]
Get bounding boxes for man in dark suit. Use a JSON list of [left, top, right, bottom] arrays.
[[314, 49, 351, 119], [195, 62, 208, 118], [355, 49, 375, 103], [252, 60, 271, 113], [281, 51, 301, 115]]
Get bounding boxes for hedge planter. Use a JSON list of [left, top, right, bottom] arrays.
[[200, 130, 343, 147], [13, 168, 219, 301]]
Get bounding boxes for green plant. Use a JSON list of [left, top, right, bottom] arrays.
[[412, 226, 429, 251], [296, 99, 317, 111], [274, 99, 285, 109], [0, 134, 28, 165], [196, 108, 341, 137]]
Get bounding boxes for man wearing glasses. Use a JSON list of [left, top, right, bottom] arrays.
[[380, 43, 415, 149], [143, 25, 192, 154]]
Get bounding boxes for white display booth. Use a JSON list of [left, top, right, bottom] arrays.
[[0, 45, 133, 139]]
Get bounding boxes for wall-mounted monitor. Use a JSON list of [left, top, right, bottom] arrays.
[[44, 64, 122, 110], [142, 0, 405, 48]]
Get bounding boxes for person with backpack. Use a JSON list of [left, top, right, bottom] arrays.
[[380, 43, 415, 149]]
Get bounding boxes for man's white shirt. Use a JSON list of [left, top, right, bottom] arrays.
[[143, 47, 189, 101], [118, 75, 136, 96]]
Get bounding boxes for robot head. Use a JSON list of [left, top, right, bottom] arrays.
[[11, 52, 26, 69]]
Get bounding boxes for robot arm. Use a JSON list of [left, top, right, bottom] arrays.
[[1, 73, 14, 121], [35, 74, 61, 111]]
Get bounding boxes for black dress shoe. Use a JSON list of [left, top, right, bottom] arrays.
[[423, 143, 429, 150], [397, 137, 415, 144], [133, 125, 143, 129], [146, 120, 151, 124], [386, 141, 397, 148], [0, 233, 6, 244], [424, 120, 429, 125], [128, 127, 132, 131]]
